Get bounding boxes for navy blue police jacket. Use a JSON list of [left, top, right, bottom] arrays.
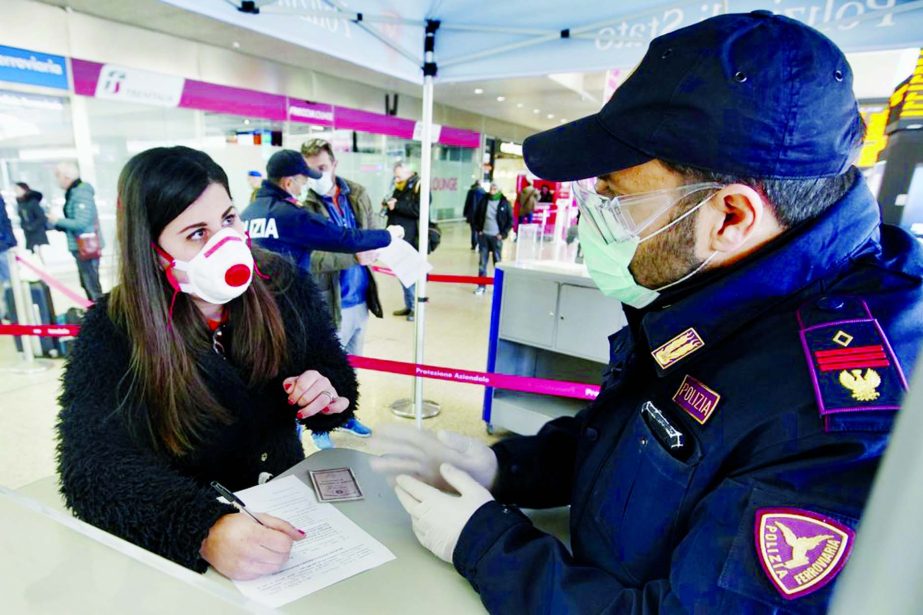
[[453, 174, 923, 613], [241, 180, 391, 274]]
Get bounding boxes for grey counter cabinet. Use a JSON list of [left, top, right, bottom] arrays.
[[483, 260, 627, 435]]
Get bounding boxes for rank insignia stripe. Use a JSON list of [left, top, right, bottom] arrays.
[[754, 508, 854, 600], [672, 375, 720, 425], [652, 327, 704, 370], [814, 344, 889, 372], [798, 315, 908, 422]]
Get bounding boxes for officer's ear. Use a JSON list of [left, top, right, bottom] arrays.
[[702, 184, 782, 257]]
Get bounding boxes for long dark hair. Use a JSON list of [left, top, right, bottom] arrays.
[[109, 146, 288, 456], [15, 182, 30, 201]]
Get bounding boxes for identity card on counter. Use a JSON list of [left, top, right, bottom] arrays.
[[231, 475, 395, 607], [309, 467, 364, 502]]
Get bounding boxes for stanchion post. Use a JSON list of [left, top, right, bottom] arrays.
[[8, 251, 35, 363], [391, 20, 443, 426]]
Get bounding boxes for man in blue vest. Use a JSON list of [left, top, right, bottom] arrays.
[[373, 11, 923, 613], [302, 138, 382, 449], [242, 150, 402, 276]]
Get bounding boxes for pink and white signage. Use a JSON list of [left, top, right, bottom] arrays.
[[287, 99, 335, 126], [70, 58, 480, 148], [94, 64, 184, 107]]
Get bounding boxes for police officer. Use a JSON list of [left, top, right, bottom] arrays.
[[372, 12, 923, 613], [242, 150, 402, 273]]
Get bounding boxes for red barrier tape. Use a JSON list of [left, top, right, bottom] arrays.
[[348, 355, 599, 401], [0, 324, 81, 337], [0, 324, 599, 401], [371, 266, 494, 286], [14, 256, 95, 309]]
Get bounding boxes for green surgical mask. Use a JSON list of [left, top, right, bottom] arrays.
[[578, 191, 718, 308]]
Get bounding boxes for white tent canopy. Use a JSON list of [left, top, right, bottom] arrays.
[[157, 0, 923, 426], [163, 0, 923, 84]]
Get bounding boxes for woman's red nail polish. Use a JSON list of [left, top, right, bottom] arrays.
[[288, 399, 295, 405], [284, 383, 292, 391], [298, 529, 306, 536]]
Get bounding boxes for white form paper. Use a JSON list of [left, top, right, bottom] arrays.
[[230, 475, 395, 608], [375, 237, 432, 287]]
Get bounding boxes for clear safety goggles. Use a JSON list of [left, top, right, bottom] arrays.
[[572, 179, 724, 244]]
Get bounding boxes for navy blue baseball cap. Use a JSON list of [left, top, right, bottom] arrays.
[[266, 149, 321, 179], [523, 11, 864, 181]]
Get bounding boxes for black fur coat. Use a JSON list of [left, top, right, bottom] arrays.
[[56, 260, 357, 572]]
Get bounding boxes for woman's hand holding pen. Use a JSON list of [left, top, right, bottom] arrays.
[[200, 512, 305, 580], [283, 370, 349, 420]]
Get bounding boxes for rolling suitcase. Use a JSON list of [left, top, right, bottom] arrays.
[[5, 281, 61, 357]]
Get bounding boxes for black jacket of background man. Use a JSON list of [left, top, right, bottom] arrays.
[[385, 173, 423, 249], [474, 194, 513, 239], [17, 190, 49, 251], [463, 183, 486, 224]]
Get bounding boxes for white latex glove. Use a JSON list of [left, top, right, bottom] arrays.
[[370, 424, 498, 492], [386, 225, 405, 242], [394, 463, 493, 563]]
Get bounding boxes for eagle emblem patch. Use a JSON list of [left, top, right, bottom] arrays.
[[755, 508, 854, 600]]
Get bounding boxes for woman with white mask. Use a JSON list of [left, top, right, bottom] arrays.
[[57, 146, 360, 581]]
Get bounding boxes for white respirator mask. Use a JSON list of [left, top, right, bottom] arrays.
[[156, 228, 255, 306], [308, 171, 335, 196]]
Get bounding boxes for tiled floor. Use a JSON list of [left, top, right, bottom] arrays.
[[0, 221, 510, 489]]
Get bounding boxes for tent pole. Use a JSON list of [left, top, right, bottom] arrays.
[[412, 71, 435, 429], [410, 20, 441, 429]]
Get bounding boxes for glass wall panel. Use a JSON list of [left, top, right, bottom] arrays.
[[0, 89, 76, 265]]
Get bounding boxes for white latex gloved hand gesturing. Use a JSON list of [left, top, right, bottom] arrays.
[[394, 463, 493, 563], [370, 424, 498, 492]]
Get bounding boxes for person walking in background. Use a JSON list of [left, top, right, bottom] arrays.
[[14, 182, 49, 261], [301, 138, 379, 449], [247, 170, 263, 203], [0, 194, 17, 322], [473, 183, 512, 296], [383, 161, 422, 321], [538, 184, 554, 202], [48, 162, 103, 301], [463, 180, 485, 251], [516, 180, 538, 225]]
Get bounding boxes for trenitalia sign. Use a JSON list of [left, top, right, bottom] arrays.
[[69, 58, 480, 148], [94, 64, 185, 107]]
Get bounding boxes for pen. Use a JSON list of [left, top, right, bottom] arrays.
[[210, 480, 266, 527]]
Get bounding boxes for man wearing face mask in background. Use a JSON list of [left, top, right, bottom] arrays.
[[242, 149, 403, 278], [372, 12, 923, 613], [383, 161, 422, 321], [300, 138, 379, 448]]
